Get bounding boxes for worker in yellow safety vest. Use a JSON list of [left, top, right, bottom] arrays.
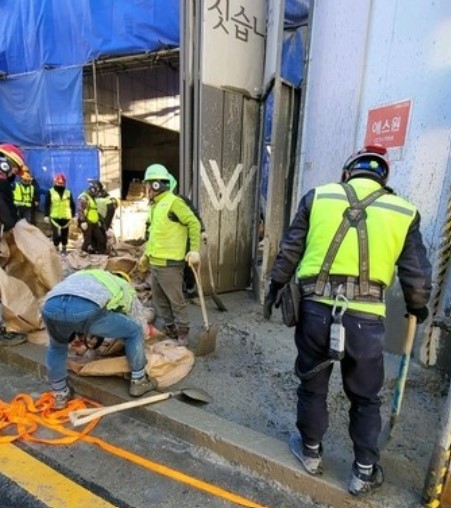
[[264, 145, 432, 496], [44, 173, 75, 254], [12, 170, 38, 224], [41, 269, 156, 409], [76, 180, 106, 254], [137, 163, 201, 346]]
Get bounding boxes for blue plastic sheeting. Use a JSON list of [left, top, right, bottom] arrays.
[[285, 0, 309, 27], [0, 68, 83, 147], [24, 148, 99, 209], [281, 28, 304, 87], [0, 0, 180, 74]]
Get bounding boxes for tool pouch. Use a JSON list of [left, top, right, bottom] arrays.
[[276, 282, 301, 327]]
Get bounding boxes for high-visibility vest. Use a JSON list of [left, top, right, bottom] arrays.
[[78, 192, 99, 223], [13, 183, 34, 208], [76, 269, 135, 313], [297, 179, 417, 316], [49, 188, 72, 220], [145, 192, 188, 263]]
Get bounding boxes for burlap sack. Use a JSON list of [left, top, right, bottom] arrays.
[[68, 340, 195, 389]]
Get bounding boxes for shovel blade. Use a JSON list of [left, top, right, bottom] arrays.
[[195, 325, 218, 357], [180, 387, 213, 404]]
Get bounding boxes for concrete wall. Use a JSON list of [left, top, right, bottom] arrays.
[[298, 0, 451, 360]]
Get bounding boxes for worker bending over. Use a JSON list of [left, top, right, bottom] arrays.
[[41, 269, 157, 409]]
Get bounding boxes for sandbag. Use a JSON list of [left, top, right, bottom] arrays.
[[67, 339, 195, 389]]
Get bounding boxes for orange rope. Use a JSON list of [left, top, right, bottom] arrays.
[[0, 393, 267, 508]]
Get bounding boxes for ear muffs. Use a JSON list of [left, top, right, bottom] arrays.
[[151, 180, 161, 191], [0, 157, 11, 173]]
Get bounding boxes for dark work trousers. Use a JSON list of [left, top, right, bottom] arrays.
[[183, 263, 196, 292], [81, 222, 107, 254], [294, 300, 385, 466], [50, 218, 70, 248]]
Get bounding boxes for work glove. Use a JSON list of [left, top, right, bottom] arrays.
[[137, 254, 150, 274], [263, 280, 284, 320], [44, 216, 50, 224], [406, 305, 429, 324], [80, 221, 88, 231], [186, 251, 201, 268], [201, 231, 208, 245]]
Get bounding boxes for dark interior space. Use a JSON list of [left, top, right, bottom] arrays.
[[121, 116, 180, 199]]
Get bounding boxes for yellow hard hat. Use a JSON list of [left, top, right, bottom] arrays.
[[111, 270, 131, 284]]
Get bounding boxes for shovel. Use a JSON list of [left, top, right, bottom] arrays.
[[69, 387, 212, 427], [379, 314, 417, 448], [189, 260, 218, 356], [205, 241, 227, 312]]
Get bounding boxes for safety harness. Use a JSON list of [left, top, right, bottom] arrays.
[[300, 183, 388, 302], [298, 183, 387, 380]]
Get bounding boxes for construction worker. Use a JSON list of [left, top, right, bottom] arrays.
[[12, 169, 38, 223], [264, 145, 432, 496], [76, 180, 106, 254], [138, 164, 201, 346], [0, 143, 28, 345], [44, 173, 75, 254], [94, 181, 118, 232], [41, 269, 157, 409], [146, 173, 207, 299]]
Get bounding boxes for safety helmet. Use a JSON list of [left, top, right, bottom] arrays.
[[0, 143, 25, 170], [21, 171, 32, 184], [110, 270, 131, 284], [342, 145, 390, 184], [144, 164, 170, 182], [54, 173, 66, 186], [87, 180, 102, 195]]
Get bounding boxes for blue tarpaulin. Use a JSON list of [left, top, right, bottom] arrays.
[[0, 0, 179, 74], [0, 0, 179, 199]]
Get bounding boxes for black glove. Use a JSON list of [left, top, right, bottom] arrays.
[[406, 306, 429, 324], [263, 280, 284, 320]]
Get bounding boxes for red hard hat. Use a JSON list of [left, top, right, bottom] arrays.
[[54, 173, 66, 185], [0, 143, 25, 169]]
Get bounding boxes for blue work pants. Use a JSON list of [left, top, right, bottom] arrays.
[[42, 295, 147, 391]]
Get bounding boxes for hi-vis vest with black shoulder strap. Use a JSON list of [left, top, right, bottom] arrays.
[[13, 183, 34, 207], [145, 192, 188, 264], [297, 179, 417, 316], [77, 269, 135, 313], [78, 192, 99, 223], [50, 188, 72, 219]]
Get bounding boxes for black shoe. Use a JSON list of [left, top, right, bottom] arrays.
[[289, 433, 323, 475], [163, 324, 178, 340], [0, 327, 27, 346], [348, 462, 384, 496]]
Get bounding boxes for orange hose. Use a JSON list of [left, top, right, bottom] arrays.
[[0, 393, 267, 508]]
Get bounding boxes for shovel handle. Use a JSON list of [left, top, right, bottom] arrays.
[[69, 392, 171, 427], [189, 260, 210, 329]]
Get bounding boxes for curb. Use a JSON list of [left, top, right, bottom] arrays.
[[0, 342, 419, 508]]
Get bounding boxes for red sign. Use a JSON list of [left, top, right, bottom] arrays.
[[364, 100, 411, 148]]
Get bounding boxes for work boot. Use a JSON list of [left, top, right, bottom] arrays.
[[53, 386, 74, 410], [0, 327, 27, 346], [177, 327, 190, 347], [129, 375, 158, 397], [289, 433, 323, 475], [61, 245, 67, 255], [163, 323, 178, 340], [184, 287, 197, 299], [348, 462, 384, 496]]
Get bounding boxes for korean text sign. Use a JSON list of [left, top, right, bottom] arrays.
[[364, 100, 412, 148]]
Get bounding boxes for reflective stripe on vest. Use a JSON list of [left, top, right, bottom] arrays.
[[77, 269, 135, 313], [145, 192, 188, 262], [50, 188, 72, 220], [13, 183, 34, 207], [79, 192, 99, 223], [296, 180, 417, 314]]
